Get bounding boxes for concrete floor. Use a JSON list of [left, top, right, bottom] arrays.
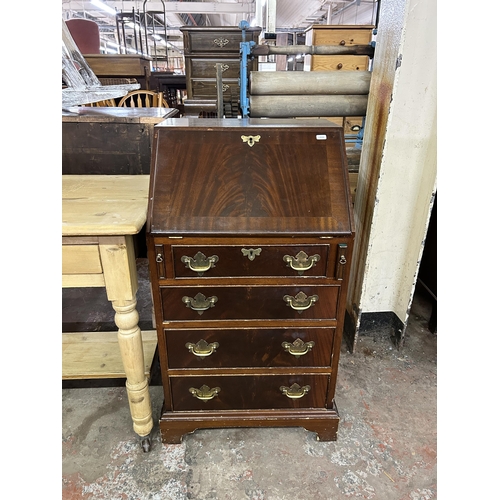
[[62, 282, 436, 500]]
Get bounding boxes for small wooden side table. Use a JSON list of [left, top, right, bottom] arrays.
[[62, 175, 154, 451]]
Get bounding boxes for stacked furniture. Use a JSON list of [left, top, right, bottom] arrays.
[[147, 118, 355, 443], [180, 26, 261, 116], [304, 24, 375, 137]]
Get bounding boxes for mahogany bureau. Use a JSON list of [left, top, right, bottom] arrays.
[[146, 118, 354, 443]]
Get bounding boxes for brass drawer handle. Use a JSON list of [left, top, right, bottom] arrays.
[[156, 253, 163, 263], [182, 293, 218, 315], [282, 339, 315, 358], [213, 63, 229, 72], [185, 339, 219, 357], [189, 384, 220, 402], [214, 83, 230, 92], [283, 291, 319, 313], [181, 251, 219, 275], [213, 37, 229, 47], [339, 255, 347, 265], [280, 383, 311, 399], [283, 251, 320, 275]]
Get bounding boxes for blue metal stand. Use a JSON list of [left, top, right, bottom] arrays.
[[238, 20, 255, 118]]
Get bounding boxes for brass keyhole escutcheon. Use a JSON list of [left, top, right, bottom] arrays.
[[241, 135, 261, 147], [241, 248, 262, 261]]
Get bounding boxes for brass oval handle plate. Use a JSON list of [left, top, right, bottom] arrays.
[[189, 384, 220, 402], [282, 339, 315, 358], [185, 339, 219, 357], [280, 383, 311, 399], [241, 247, 262, 261], [283, 291, 319, 313], [213, 37, 229, 47], [182, 293, 218, 315], [181, 251, 219, 276], [283, 251, 320, 275], [214, 63, 229, 73]]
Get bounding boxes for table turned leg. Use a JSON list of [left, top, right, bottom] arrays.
[[113, 299, 153, 451], [99, 235, 154, 452]]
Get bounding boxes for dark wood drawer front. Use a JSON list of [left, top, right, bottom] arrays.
[[171, 245, 329, 278], [171, 375, 329, 411], [184, 32, 247, 53], [166, 328, 335, 368], [188, 58, 241, 79], [191, 79, 239, 98], [160, 286, 339, 321]]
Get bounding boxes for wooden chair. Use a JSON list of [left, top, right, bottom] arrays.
[[85, 98, 116, 107], [117, 90, 169, 108]]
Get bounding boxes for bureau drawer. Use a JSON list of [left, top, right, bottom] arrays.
[[310, 55, 369, 71], [166, 328, 335, 368], [191, 79, 239, 98], [171, 374, 329, 411], [183, 31, 249, 53], [187, 57, 241, 79], [160, 285, 339, 321], [171, 245, 329, 278]]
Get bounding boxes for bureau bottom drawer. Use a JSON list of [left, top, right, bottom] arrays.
[[171, 375, 329, 411]]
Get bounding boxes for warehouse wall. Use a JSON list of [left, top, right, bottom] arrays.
[[346, 0, 437, 349]]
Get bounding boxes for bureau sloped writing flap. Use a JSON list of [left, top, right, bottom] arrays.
[[148, 118, 353, 236]]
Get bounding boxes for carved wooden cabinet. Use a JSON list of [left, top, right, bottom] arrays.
[[180, 26, 261, 114], [147, 118, 354, 443]]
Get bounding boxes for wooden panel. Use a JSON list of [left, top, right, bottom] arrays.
[[160, 285, 339, 321], [165, 327, 335, 368], [171, 244, 329, 278], [62, 245, 102, 274], [62, 330, 157, 379], [149, 119, 353, 236], [170, 374, 329, 411]]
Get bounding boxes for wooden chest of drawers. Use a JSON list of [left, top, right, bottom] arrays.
[[180, 26, 261, 106], [146, 118, 354, 443], [304, 24, 374, 72]]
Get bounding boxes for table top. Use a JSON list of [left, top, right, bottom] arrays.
[[62, 107, 178, 124], [62, 175, 150, 236]]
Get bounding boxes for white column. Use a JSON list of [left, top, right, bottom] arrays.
[[347, 0, 437, 347]]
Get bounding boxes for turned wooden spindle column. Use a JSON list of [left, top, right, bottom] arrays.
[[99, 235, 153, 441]]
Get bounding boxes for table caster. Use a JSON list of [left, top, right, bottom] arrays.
[[140, 435, 152, 453]]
